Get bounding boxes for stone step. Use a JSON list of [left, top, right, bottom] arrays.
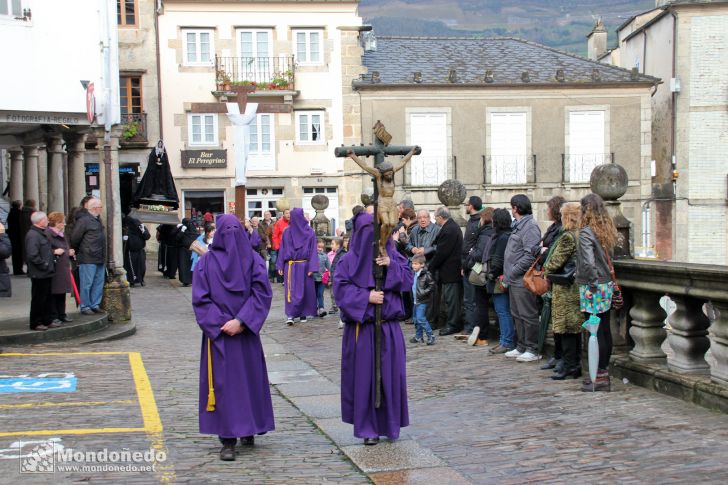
[[74, 321, 136, 345], [0, 312, 110, 346]]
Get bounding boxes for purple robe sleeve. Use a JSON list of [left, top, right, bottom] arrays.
[[235, 255, 272, 335], [333, 259, 371, 323], [307, 235, 318, 274], [383, 251, 414, 293], [248, 229, 261, 250], [191, 261, 225, 341]]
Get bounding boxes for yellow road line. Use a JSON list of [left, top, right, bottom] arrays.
[[0, 427, 146, 437], [0, 400, 135, 410], [128, 352, 175, 483], [0, 351, 128, 357]]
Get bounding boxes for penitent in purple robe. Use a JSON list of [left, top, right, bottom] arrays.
[[192, 214, 275, 439], [333, 212, 413, 440], [275, 208, 317, 319]]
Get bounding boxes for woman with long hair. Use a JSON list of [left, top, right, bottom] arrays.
[[485, 208, 516, 354], [543, 203, 582, 380], [575, 193, 618, 391], [539, 195, 566, 371]]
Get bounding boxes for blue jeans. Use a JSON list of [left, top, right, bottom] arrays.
[[492, 293, 515, 349], [315, 281, 325, 310], [79, 263, 105, 311], [413, 303, 433, 339]]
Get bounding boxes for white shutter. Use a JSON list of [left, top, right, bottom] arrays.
[[490, 112, 527, 184], [569, 111, 605, 182], [409, 113, 447, 186]]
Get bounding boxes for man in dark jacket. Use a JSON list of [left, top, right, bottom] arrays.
[[0, 221, 12, 297], [70, 197, 106, 315], [429, 207, 464, 336], [25, 212, 63, 330], [503, 194, 542, 362], [6, 200, 24, 274], [123, 214, 150, 287], [461, 195, 484, 336], [19, 199, 36, 259]]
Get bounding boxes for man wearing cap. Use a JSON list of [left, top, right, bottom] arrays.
[[460, 196, 484, 338]]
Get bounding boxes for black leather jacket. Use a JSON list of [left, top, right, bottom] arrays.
[[25, 225, 55, 278], [414, 268, 435, 304]]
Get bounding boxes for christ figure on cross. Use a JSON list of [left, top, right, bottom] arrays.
[[345, 147, 418, 257]]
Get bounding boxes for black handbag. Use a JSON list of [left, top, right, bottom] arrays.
[[545, 257, 576, 285]]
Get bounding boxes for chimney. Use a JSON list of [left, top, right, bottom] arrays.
[[586, 19, 608, 61]]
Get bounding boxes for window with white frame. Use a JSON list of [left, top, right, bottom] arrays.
[[247, 114, 275, 171], [237, 29, 272, 82], [294, 30, 323, 65], [489, 112, 528, 185], [568, 110, 606, 183], [296, 111, 324, 144], [409, 112, 448, 186], [188, 114, 218, 146], [183, 29, 213, 66]]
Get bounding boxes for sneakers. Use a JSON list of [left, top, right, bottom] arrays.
[[489, 344, 510, 354], [328, 307, 338, 314], [516, 351, 541, 362], [286, 318, 294, 326], [338, 320, 345, 329], [409, 336, 423, 344], [81, 309, 94, 316], [467, 326, 480, 346], [426, 335, 436, 346], [504, 348, 523, 358], [47, 321, 62, 329], [300, 317, 308, 323], [318, 308, 327, 318]]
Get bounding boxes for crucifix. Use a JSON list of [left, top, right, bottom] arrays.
[[226, 87, 258, 220], [334, 121, 421, 409]]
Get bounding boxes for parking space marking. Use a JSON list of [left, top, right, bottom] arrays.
[[0, 400, 135, 410]]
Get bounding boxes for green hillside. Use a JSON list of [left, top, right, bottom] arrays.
[[359, 0, 656, 55]]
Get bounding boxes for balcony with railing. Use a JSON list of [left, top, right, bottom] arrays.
[[214, 56, 296, 95], [120, 112, 147, 147], [403, 156, 456, 187], [563, 152, 614, 183]]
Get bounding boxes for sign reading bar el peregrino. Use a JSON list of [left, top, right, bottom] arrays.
[[181, 150, 227, 168]]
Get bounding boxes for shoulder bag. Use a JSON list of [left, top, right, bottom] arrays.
[[524, 255, 549, 296], [468, 261, 487, 287]]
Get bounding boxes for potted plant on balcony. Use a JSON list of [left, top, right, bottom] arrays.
[[231, 80, 257, 93], [122, 120, 141, 141], [216, 70, 232, 91]]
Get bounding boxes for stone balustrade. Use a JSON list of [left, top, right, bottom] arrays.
[[613, 259, 728, 410]]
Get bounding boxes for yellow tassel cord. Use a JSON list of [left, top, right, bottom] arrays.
[[206, 337, 216, 412], [286, 260, 306, 303], [356, 323, 360, 343]]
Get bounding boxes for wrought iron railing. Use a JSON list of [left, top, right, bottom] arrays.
[[403, 156, 455, 187], [485, 154, 533, 185], [120, 112, 147, 145], [562, 152, 614, 183], [215, 56, 295, 90]]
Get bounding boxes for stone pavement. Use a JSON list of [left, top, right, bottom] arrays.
[[2, 267, 728, 483]]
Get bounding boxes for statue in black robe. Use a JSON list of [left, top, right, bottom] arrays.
[[133, 141, 179, 209]]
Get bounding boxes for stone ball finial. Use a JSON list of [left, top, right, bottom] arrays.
[[311, 194, 329, 211], [276, 198, 290, 211], [437, 179, 467, 207], [590, 163, 628, 201]]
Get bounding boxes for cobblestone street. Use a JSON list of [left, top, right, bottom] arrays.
[[3, 269, 728, 484]]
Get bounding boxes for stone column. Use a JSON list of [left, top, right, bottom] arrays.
[[65, 133, 88, 207], [8, 148, 23, 202], [37, 144, 48, 211], [22, 145, 39, 204], [708, 300, 728, 385], [311, 195, 330, 237], [46, 136, 65, 214], [666, 295, 711, 374], [628, 290, 667, 361], [95, 126, 131, 322]]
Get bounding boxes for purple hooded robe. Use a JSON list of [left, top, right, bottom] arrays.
[[192, 214, 275, 438], [333, 212, 412, 440], [275, 208, 317, 319]]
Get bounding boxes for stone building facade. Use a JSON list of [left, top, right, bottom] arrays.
[[157, 0, 362, 232], [593, 0, 728, 264], [350, 35, 657, 238]]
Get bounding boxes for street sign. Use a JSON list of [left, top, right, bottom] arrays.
[[86, 82, 95, 123]]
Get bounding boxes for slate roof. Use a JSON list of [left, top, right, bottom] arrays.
[[358, 36, 659, 87]]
